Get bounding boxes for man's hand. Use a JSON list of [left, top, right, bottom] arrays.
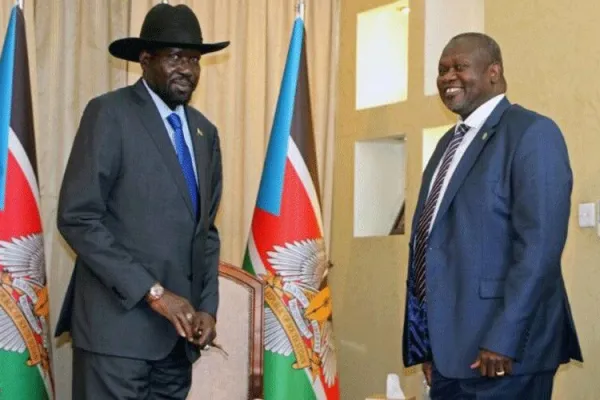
[[422, 361, 432, 386], [191, 311, 216, 347], [470, 349, 513, 378], [147, 289, 196, 339]]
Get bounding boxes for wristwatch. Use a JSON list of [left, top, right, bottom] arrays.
[[146, 282, 164, 302]]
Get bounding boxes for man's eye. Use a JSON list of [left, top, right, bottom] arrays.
[[169, 54, 180, 61]]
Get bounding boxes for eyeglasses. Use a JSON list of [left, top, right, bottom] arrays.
[[193, 329, 229, 358], [152, 51, 200, 67], [201, 341, 229, 358]]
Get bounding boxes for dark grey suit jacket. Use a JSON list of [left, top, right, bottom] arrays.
[[54, 79, 222, 362]]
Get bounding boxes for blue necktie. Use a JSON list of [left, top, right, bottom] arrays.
[[405, 123, 469, 366], [166, 113, 198, 217]]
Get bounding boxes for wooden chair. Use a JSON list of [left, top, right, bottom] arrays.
[[187, 262, 264, 399]]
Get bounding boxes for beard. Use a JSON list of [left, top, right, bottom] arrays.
[[165, 76, 196, 105], [150, 74, 197, 108]]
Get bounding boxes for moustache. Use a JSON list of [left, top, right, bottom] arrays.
[[170, 75, 194, 86]]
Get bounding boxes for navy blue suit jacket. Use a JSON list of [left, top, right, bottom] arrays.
[[402, 97, 583, 378]]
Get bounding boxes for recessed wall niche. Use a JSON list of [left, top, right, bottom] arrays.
[[356, 0, 409, 110], [354, 137, 406, 237], [424, 0, 484, 96], [422, 124, 452, 170]]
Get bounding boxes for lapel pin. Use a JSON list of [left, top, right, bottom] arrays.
[[482, 132, 488, 140], [196, 128, 203, 137]]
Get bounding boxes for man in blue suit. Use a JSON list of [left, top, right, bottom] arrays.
[[403, 32, 582, 399]]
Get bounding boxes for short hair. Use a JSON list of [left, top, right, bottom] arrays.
[[449, 32, 503, 68]]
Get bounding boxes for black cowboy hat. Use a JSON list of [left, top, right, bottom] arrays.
[[108, 4, 230, 62]]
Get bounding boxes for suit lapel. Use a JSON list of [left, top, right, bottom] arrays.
[[431, 97, 512, 231], [185, 108, 208, 227], [130, 80, 196, 219], [411, 127, 454, 242]]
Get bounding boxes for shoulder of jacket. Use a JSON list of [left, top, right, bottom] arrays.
[[503, 103, 557, 132]]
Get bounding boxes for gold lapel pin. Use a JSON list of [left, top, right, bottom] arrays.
[[482, 132, 488, 140], [197, 128, 203, 137]]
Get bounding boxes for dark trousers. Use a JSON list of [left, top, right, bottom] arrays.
[[430, 364, 556, 400], [72, 339, 192, 400]]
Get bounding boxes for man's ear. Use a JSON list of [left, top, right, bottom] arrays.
[[489, 63, 502, 84], [139, 50, 152, 67]]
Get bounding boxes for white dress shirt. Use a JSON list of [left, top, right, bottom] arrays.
[[427, 93, 506, 232], [142, 79, 198, 183]]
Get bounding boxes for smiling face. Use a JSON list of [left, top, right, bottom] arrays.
[[437, 37, 503, 119], [140, 47, 201, 110]]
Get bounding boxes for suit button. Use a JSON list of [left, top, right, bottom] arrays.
[[187, 274, 192, 281]]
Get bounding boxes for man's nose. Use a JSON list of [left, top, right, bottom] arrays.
[[439, 69, 457, 83], [175, 62, 194, 76]]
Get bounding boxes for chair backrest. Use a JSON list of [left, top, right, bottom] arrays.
[[187, 262, 264, 399]]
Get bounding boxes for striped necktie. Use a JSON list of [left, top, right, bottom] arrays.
[[405, 123, 470, 366], [413, 123, 469, 302]]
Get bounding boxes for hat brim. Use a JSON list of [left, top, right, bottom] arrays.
[[108, 38, 230, 62]]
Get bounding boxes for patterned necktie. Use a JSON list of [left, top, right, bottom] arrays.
[[166, 113, 199, 217], [414, 122, 469, 302], [406, 123, 469, 365]]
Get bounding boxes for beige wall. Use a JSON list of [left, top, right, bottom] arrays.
[[332, 0, 599, 399]]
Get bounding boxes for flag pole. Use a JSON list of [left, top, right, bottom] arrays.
[[16, 0, 24, 10], [296, 0, 305, 20]]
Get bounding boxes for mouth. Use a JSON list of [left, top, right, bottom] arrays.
[[443, 87, 463, 96], [441, 87, 465, 104], [171, 79, 193, 92]]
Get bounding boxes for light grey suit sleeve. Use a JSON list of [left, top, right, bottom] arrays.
[[57, 97, 156, 311], [197, 127, 223, 318]]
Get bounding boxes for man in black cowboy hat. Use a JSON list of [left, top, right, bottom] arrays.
[[54, 4, 229, 398]]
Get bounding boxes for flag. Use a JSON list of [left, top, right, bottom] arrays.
[[242, 15, 340, 400], [0, 6, 54, 399]]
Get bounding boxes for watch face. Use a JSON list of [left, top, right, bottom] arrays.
[[151, 284, 164, 298]]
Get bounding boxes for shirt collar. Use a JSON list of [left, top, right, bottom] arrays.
[[142, 79, 185, 120], [459, 93, 506, 129]]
